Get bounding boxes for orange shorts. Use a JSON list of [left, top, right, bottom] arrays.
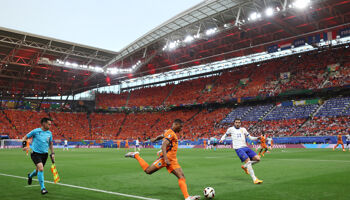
[[152, 157, 181, 173], [336, 142, 344, 145], [261, 143, 267, 149]]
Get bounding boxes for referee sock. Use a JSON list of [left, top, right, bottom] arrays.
[[37, 171, 45, 190], [29, 169, 37, 178]]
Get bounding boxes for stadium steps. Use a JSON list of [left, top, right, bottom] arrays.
[[260, 105, 277, 120], [1, 110, 19, 133], [125, 91, 131, 107], [311, 100, 326, 117], [341, 102, 350, 115], [150, 118, 160, 129], [48, 113, 61, 132], [87, 113, 92, 138], [197, 75, 220, 103], [248, 105, 276, 131], [116, 113, 128, 136], [187, 109, 203, 122], [292, 102, 324, 135], [162, 84, 176, 105], [319, 73, 330, 89]]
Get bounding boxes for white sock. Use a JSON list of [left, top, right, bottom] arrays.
[[246, 163, 257, 181], [244, 161, 258, 168]]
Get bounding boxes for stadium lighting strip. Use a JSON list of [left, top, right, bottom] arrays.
[[120, 36, 350, 89], [25, 35, 350, 101], [162, 0, 311, 51], [37, 58, 142, 75]]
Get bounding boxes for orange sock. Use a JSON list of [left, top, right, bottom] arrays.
[[342, 144, 345, 150], [134, 154, 149, 171], [178, 178, 189, 199]]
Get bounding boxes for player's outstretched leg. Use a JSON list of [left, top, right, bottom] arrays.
[[333, 144, 338, 150], [172, 168, 200, 200], [243, 155, 262, 184], [262, 148, 268, 156], [341, 144, 345, 152], [125, 152, 160, 174]]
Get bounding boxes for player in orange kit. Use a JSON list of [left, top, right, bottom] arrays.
[[125, 119, 200, 200], [125, 140, 129, 149], [258, 133, 268, 157], [333, 134, 345, 152]]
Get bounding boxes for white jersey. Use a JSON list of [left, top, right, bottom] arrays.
[[346, 135, 350, 141], [267, 137, 273, 145], [64, 140, 68, 145], [220, 126, 258, 149], [135, 139, 140, 145]]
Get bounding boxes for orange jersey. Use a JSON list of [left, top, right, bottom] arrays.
[[260, 135, 266, 145], [337, 135, 343, 143], [163, 129, 178, 161]]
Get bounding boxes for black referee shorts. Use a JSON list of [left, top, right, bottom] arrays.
[[31, 151, 48, 166]]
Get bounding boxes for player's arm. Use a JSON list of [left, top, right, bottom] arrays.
[[150, 134, 164, 142], [21, 135, 29, 151], [22, 130, 35, 151], [161, 139, 171, 165], [245, 129, 258, 141], [219, 130, 229, 143]]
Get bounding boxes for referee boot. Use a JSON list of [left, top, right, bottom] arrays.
[[41, 188, 48, 195], [27, 174, 32, 185]]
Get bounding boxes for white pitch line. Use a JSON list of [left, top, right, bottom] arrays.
[[25, 184, 40, 187], [0, 173, 159, 200], [275, 159, 350, 163]]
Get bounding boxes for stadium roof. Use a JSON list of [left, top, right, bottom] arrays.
[[0, 26, 117, 97], [91, 0, 350, 81], [1, 0, 350, 99]]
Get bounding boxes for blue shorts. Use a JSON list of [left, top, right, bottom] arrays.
[[136, 145, 140, 148], [235, 147, 257, 162], [64, 145, 68, 147]]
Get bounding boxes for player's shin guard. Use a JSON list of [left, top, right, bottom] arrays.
[[134, 154, 149, 171], [178, 178, 189, 199], [37, 171, 45, 190], [29, 169, 37, 178]]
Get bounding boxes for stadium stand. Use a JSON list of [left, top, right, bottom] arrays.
[[95, 92, 130, 109], [127, 84, 174, 107], [49, 112, 90, 140], [90, 113, 126, 140]]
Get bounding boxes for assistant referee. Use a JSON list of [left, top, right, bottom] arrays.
[[22, 117, 55, 195]]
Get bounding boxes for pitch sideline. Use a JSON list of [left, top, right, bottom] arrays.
[[0, 172, 160, 200]]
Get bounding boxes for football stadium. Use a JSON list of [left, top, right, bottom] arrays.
[[0, 0, 350, 199]]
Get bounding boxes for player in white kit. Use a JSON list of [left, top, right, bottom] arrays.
[[346, 135, 350, 151], [135, 138, 141, 152], [267, 136, 273, 150], [63, 139, 68, 151], [219, 118, 263, 184]]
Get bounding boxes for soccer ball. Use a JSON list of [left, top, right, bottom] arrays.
[[203, 187, 215, 198]]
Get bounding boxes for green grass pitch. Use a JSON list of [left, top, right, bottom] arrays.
[[0, 148, 349, 200]]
